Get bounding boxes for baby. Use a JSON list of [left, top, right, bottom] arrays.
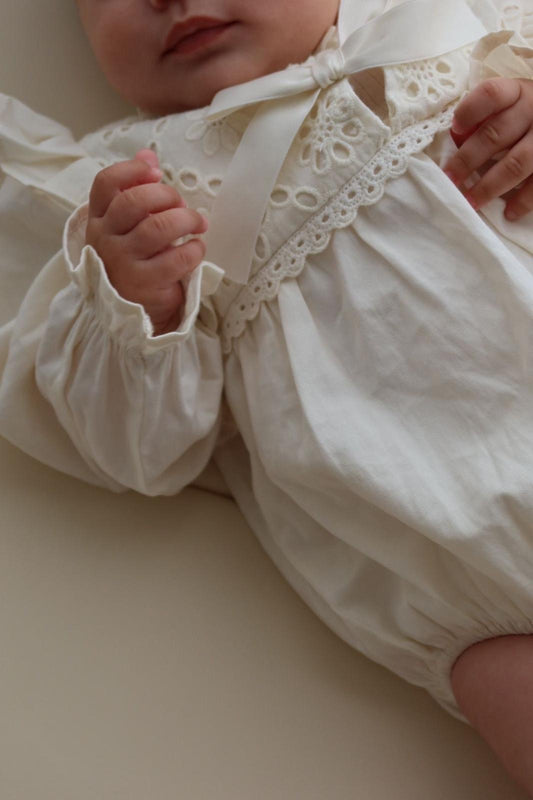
[[78, 0, 533, 334], [2, 0, 533, 793]]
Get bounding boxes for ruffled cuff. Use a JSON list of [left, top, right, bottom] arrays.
[[468, 30, 533, 87], [63, 204, 225, 353]]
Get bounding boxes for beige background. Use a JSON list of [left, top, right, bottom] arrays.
[[1, 0, 133, 136], [0, 1, 529, 797]]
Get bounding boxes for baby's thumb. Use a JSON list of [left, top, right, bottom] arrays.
[[135, 148, 160, 170]]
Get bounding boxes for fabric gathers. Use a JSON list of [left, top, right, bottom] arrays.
[[1, 0, 533, 724]]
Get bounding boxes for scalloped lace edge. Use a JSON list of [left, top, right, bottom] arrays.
[[221, 106, 455, 354]]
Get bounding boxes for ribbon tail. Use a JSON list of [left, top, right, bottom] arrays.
[[338, 0, 392, 46], [205, 89, 319, 284], [342, 0, 487, 74]]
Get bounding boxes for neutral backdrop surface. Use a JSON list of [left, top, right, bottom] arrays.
[[0, 1, 529, 797]]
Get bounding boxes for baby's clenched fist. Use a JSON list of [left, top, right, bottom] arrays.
[[85, 149, 208, 336]]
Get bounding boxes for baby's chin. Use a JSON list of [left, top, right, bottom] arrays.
[[125, 87, 212, 117], [123, 73, 222, 116], [136, 97, 209, 117], [129, 55, 285, 116], [134, 82, 219, 115]]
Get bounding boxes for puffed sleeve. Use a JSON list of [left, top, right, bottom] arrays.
[[466, 0, 533, 84], [0, 93, 103, 208], [0, 202, 225, 495], [0, 95, 226, 495]]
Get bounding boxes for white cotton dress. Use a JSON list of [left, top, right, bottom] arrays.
[[1, 0, 533, 722]]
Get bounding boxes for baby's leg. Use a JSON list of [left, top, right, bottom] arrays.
[[451, 635, 533, 796]]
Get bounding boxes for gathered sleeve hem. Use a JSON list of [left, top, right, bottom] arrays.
[[0, 206, 226, 496], [64, 204, 225, 353]]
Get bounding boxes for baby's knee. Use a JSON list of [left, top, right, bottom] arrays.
[[450, 634, 533, 793], [451, 634, 533, 725]]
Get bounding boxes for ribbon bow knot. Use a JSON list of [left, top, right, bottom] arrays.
[[204, 0, 487, 285], [310, 49, 347, 90]]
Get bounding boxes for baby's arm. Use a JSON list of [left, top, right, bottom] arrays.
[[443, 77, 533, 220], [0, 149, 224, 496], [87, 149, 208, 336]]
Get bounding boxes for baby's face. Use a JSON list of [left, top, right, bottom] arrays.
[[76, 0, 340, 115]]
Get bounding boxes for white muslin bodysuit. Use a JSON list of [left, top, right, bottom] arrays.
[[1, 0, 533, 721]]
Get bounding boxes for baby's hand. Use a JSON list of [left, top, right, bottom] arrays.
[[85, 149, 208, 335], [443, 77, 533, 221]]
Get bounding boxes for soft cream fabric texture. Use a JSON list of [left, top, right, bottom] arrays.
[[0, 0, 532, 797]]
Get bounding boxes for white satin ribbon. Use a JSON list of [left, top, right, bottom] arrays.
[[204, 0, 487, 284]]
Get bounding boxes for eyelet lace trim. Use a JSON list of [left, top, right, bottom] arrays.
[[221, 106, 455, 354], [185, 109, 241, 156], [501, 0, 533, 40], [387, 55, 465, 127]]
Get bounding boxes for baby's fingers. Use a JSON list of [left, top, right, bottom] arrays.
[[89, 159, 163, 219], [452, 78, 521, 137], [462, 133, 533, 210], [444, 103, 530, 188], [123, 240, 206, 304], [143, 239, 207, 286], [135, 148, 160, 170], [105, 182, 186, 235], [503, 175, 533, 221], [128, 207, 208, 259]]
